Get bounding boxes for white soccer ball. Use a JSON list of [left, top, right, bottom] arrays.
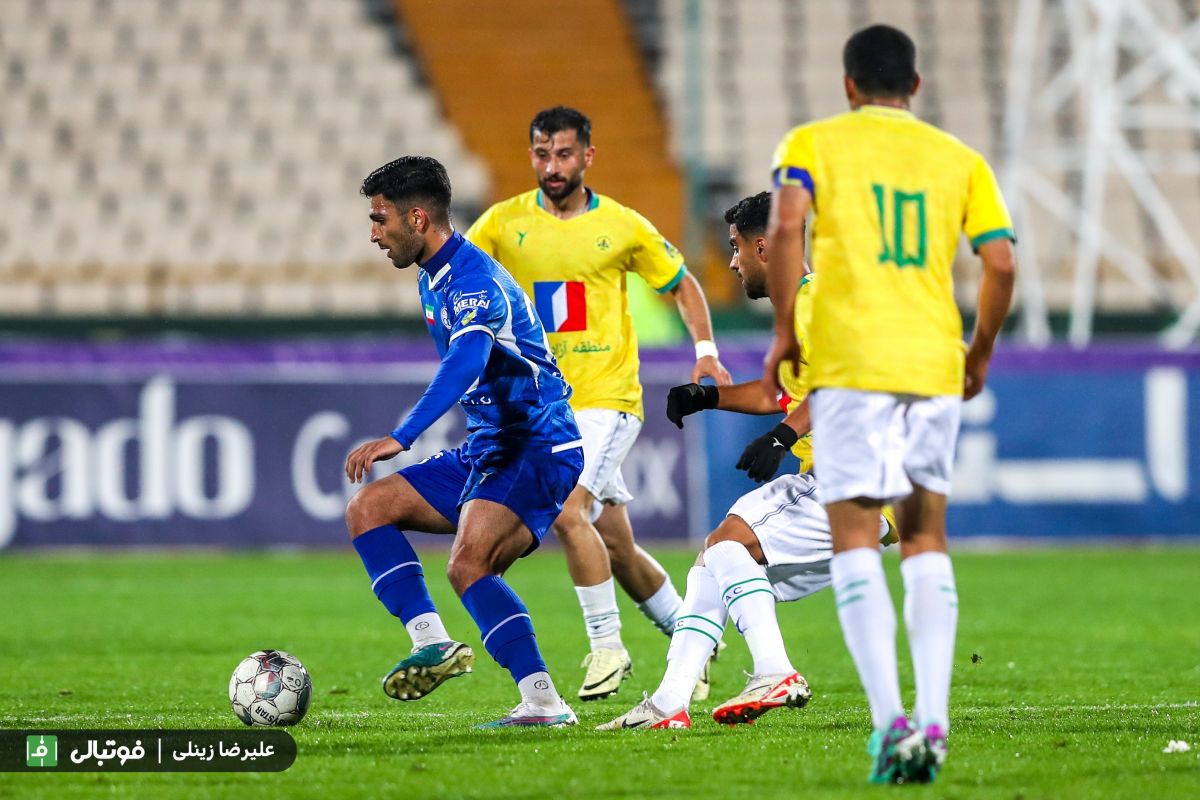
[[228, 650, 312, 726]]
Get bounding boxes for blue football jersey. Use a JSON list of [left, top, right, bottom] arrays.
[[414, 232, 579, 453]]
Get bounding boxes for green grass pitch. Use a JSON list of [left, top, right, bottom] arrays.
[[1, 547, 1197, 799]]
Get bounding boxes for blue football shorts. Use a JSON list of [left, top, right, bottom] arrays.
[[398, 441, 584, 553]]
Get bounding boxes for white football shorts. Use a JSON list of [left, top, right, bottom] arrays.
[[810, 387, 962, 505], [574, 407, 642, 521], [726, 472, 891, 603]]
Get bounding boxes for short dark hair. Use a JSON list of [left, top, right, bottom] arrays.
[[843, 25, 917, 98], [361, 155, 452, 224], [724, 192, 772, 237], [529, 106, 592, 146]]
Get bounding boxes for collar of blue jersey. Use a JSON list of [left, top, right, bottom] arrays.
[[536, 188, 600, 213], [856, 104, 914, 119], [420, 231, 466, 289]]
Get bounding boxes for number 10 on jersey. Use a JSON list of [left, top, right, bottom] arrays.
[[872, 184, 927, 267]]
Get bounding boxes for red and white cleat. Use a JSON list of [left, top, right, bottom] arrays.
[[595, 693, 691, 730], [712, 671, 811, 725]]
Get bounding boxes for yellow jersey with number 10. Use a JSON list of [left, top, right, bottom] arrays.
[[771, 105, 1015, 397], [466, 189, 687, 419]]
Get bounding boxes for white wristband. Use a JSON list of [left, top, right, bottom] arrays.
[[694, 339, 719, 360]]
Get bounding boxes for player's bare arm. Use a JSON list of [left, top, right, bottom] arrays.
[[669, 272, 732, 385], [666, 379, 779, 428], [763, 184, 811, 402], [964, 238, 1017, 399], [717, 380, 786, 415]]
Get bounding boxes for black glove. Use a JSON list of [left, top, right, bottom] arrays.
[[737, 422, 798, 482], [666, 383, 719, 428]]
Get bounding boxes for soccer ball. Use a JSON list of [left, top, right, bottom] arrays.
[[228, 649, 312, 726]]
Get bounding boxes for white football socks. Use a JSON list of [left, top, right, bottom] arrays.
[[405, 612, 451, 650], [575, 578, 624, 650], [517, 671, 563, 710], [705, 540, 793, 677], [636, 561, 684, 636], [902, 551, 958, 731], [831, 547, 905, 731], [652, 565, 727, 712]]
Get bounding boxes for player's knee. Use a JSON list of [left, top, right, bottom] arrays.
[[344, 484, 397, 539], [343, 491, 375, 539], [704, 523, 745, 551], [552, 501, 591, 540], [704, 518, 765, 562], [703, 531, 730, 551]]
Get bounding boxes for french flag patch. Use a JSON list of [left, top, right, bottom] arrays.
[[533, 281, 587, 333]]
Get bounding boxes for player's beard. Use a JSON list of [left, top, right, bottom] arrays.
[[538, 171, 583, 202], [742, 272, 768, 300], [389, 226, 424, 269]]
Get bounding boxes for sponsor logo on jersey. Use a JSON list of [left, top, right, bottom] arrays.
[[453, 291, 490, 315], [533, 281, 587, 333], [517, 231, 528, 247]]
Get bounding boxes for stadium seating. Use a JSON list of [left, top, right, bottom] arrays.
[[0, 0, 489, 316], [649, 0, 1200, 314], [5, 0, 1199, 321]]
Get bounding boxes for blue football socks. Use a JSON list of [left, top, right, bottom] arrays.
[[353, 525, 437, 624], [461, 575, 547, 683]]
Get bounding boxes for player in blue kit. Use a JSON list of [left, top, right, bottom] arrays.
[[343, 155, 585, 728]]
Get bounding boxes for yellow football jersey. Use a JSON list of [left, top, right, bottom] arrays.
[[781, 273, 897, 547], [466, 189, 686, 418], [779, 273, 816, 472], [771, 105, 1015, 397]]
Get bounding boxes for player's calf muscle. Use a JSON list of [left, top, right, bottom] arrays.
[[447, 502, 531, 591], [446, 532, 524, 593], [445, 553, 489, 594]]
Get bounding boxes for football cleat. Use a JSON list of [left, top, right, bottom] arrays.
[[712, 671, 812, 725], [476, 700, 578, 729], [577, 647, 632, 701], [867, 715, 923, 784], [900, 724, 948, 784], [382, 640, 474, 701], [595, 693, 691, 730]]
